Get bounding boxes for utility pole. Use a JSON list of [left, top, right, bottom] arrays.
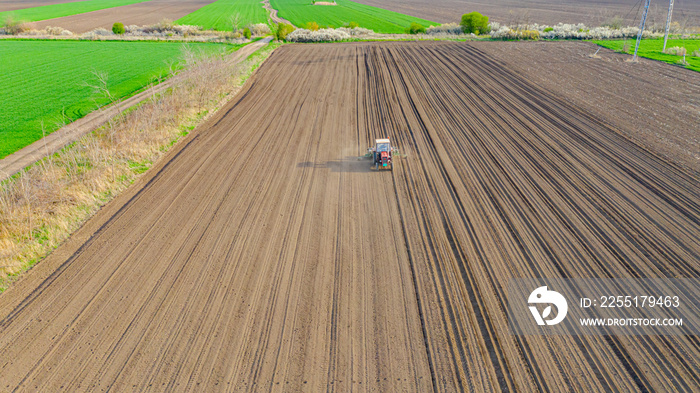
[[663, 0, 675, 52], [633, 0, 652, 61]]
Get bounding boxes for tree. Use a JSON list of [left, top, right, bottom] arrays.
[[229, 12, 242, 31], [112, 22, 125, 35], [407, 22, 426, 35], [275, 23, 295, 41], [460, 12, 490, 35], [243, 27, 252, 39]]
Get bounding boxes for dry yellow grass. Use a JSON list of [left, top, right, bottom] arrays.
[[0, 42, 278, 291]]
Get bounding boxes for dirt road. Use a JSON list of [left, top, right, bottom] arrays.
[[0, 42, 698, 391]]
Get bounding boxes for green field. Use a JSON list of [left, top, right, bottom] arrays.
[[0, 40, 237, 159], [271, 0, 437, 34], [176, 0, 269, 31], [0, 0, 151, 23], [595, 38, 700, 73]]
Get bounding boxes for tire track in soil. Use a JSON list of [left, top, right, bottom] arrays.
[[0, 41, 698, 392]]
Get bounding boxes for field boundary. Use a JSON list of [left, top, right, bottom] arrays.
[[0, 38, 271, 183]]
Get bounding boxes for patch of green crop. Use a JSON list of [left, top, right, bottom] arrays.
[[271, 0, 437, 34], [176, 0, 270, 31], [594, 38, 700, 73], [0, 40, 238, 159], [0, 0, 152, 23], [127, 159, 152, 174]]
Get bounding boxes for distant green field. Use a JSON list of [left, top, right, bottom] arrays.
[[271, 0, 437, 34], [176, 0, 269, 31], [0, 0, 152, 23], [0, 41, 237, 159], [595, 38, 700, 73]]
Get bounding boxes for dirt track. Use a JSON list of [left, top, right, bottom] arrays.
[[262, 0, 291, 25], [32, 0, 216, 33], [0, 42, 699, 391]]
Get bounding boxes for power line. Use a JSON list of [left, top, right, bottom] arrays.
[[623, 0, 645, 23]]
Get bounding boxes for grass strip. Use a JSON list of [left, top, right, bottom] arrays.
[[595, 38, 700, 72]]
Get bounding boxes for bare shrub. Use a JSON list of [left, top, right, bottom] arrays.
[[157, 18, 174, 31], [125, 24, 140, 34], [93, 27, 113, 36], [171, 24, 200, 36], [229, 12, 243, 31], [622, 40, 630, 53], [44, 25, 72, 35], [336, 26, 372, 36], [248, 23, 271, 36], [426, 23, 462, 35], [664, 46, 687, 56], [2, 14, 29, 35], [692, 49, 700, 57]]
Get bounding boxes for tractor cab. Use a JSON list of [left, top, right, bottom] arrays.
[[376, 141, 391, 152], [369, 138, 395, 171]]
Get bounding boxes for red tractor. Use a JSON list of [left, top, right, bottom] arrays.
[[367, 138, 397, 171]]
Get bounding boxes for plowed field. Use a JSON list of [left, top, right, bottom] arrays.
[[1, 42, 698, 391], [352, 0, 700, 27], [32, 0, 217, 33]]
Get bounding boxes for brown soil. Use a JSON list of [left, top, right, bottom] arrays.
[[0, 41, 698, 391], [0, 0, 84, 12], [352, 0, 700, 27], [32, 0, 217, 34], [474, 40, 700, 177]]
